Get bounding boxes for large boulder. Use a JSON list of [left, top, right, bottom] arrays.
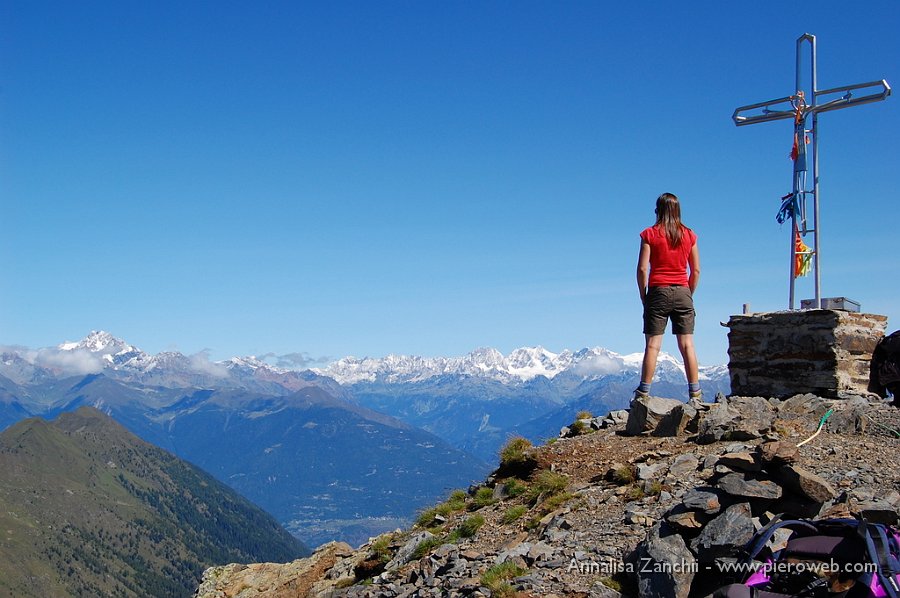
[[775, 465, 836, 504], [655, 402, 698, 437], [716, 472, 783, 500], [195, 541, 354, 598], [690, 502, 755, 561], [757, 441, 799, 466], [384, 531, 434, 571], [697, 397, 776, 444], [775, 394, 832, 432], [634, 523, 696, 598], [626, 396, 691, 436]]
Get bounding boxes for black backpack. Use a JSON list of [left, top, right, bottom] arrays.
[[712, 518, 900, 598], [870, 331, 900, 400]]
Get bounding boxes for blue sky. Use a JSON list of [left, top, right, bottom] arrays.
[[1, 1, 898, 366]]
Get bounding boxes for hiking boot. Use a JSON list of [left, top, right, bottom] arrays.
[[633, 388, 650, 400], [689, 389, 703, 402]]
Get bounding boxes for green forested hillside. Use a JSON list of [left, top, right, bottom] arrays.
[[0, 407, 307, 598]]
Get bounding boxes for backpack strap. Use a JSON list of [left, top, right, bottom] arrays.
[[873, 524, 900, 597], [743, 518, 820, 562], [871, 524, 900, 575], [795, 576, 830, 597], [857, 522, 900, 598], [886, 528, 900, 569]]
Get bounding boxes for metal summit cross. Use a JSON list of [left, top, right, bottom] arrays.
[[732, 33, 891, 310]]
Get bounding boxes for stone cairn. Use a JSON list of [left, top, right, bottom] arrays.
[[726, 310, 887, 399]]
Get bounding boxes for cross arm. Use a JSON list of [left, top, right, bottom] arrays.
[[810, 79, 891, 116], [733, 79, 891, 126], [732, 94, 797, 126]]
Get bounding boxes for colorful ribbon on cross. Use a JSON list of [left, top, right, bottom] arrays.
[[790, 91, 810, 169], [794, 227, 812, 278]]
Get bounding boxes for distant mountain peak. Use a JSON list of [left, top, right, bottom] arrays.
[[225, 355, 279, 372], [6, 333, 319, 393], [58, 330, 135, 355]]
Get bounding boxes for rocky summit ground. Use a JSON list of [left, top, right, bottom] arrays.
[[193, 393, 900, 598]]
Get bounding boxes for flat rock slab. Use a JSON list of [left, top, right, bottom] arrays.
[[669, 454, 700, 477], [690, 502, 755, 560], [666, 508, 706, 531], [758, 441, 799, 465], [681, 487, 724, 514], [776, 465, 837, 503], [716, 472, 783, 500], [717, 452, 761, 472]]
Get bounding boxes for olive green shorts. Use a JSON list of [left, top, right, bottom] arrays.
[[643, 285, 695, 335]]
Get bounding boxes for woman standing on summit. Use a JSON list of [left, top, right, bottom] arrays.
[[635, 193, 702, 401]]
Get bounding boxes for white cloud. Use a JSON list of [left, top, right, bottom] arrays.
[[35, 348, 105, 375], [0, 345, 32, 356], [189, 350, 228, 378], [260, 352, 332, 370], [572, 353, 624, 377]]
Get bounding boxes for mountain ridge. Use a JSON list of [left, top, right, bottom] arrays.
[[0, 406, 307, 598]]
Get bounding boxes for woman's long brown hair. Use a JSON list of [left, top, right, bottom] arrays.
[[655, 192, 684, 248]]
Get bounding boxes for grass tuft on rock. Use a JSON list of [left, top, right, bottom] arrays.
[[501, 505, 528, 524], [450, 514, 485, 540], [482, 561, 527, 597], [526, 470, 569, 504], [471, 486, 497, 510], [611, 464, 636, 485], [497, 436, 538, 479], [411, 536, 444, 560], [414, 489, 470, 528], [504, 479, 528, 498]]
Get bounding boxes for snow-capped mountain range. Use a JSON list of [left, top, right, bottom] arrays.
[[323, 344, 729, 463], [1, 331, 727, 390], [317, 346, 726, 386], [1, 331, 334, 394]]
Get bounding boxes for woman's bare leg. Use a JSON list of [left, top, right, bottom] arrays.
[[641, 334, 664, 384], [676, 333, 699, 384]]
